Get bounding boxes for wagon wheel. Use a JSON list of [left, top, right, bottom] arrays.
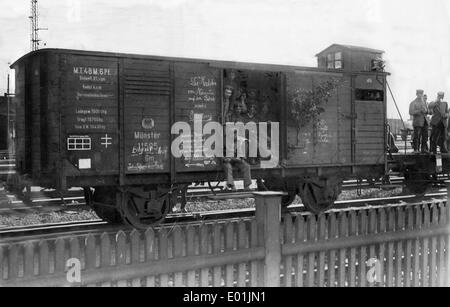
[[87, 187, 123, 224], [404, 171, 431, 195], [298, 179, 342, 214], [119, 189, 172, 229], [261, 177, 297, 207]]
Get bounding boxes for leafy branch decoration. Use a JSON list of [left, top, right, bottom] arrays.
[[289, 79, 340, 146]]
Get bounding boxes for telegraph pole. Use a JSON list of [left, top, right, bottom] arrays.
[[30, 0, 47, 51]]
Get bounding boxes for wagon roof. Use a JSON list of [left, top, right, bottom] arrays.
[[10, 48, 389, 75], [316, 44, 385, 56]]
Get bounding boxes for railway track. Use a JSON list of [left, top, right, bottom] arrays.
[[0, 182, 400, 215], [0, 187, 88, 215], [1, 155, 448, 219], [0, 175, 446, 216], [1, 190, 446, 241]]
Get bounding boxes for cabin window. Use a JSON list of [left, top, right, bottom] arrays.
[[327, 54, 334, 69], [355, 89, 384, 101], [326, 52, 343, 69], [334, 52, 342, 69]]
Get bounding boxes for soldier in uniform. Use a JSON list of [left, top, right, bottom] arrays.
[[245, 102, 259, 165], [246, 103, 258, 121], [223, 102, 252, 192], [429, 92, 448, 154], [223, 70, 240, 122], [423, 94, 430, 145], [237, 91, 249, 114], [259, 96, 272, 122], [409, 89, 429, 153], [223, 86, 233, 122], [230, 100, 247, 122]]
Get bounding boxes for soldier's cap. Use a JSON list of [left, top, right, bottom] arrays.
[[438, 91, 445, 96], [416, 89, 424, 94]]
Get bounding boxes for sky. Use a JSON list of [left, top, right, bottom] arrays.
[[0, 0, 449, 119]]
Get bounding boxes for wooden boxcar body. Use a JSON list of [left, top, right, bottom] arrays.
[[10, 46, 390, 227]]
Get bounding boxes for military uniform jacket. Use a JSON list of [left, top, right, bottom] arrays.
[[429, 100, 449, 127], [409, 98, 429, 127]]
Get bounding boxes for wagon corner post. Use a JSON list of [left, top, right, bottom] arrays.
[[253, 191, 284, 287]]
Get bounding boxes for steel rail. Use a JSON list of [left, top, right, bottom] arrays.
[[0, 177, 415, 215]]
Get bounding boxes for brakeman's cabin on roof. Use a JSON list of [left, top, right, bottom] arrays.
[[316, 44, 385, 72]]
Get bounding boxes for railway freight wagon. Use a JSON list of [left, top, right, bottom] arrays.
[[10, 44, 389, 228]]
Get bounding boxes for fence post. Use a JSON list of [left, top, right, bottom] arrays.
[[254, 191, 284, 287]]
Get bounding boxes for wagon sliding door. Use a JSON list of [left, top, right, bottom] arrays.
[[285, 71, 342, 166], [123, 59, 171, 174], [174, 63, 221, 172], [353, 75, 386, 164]]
